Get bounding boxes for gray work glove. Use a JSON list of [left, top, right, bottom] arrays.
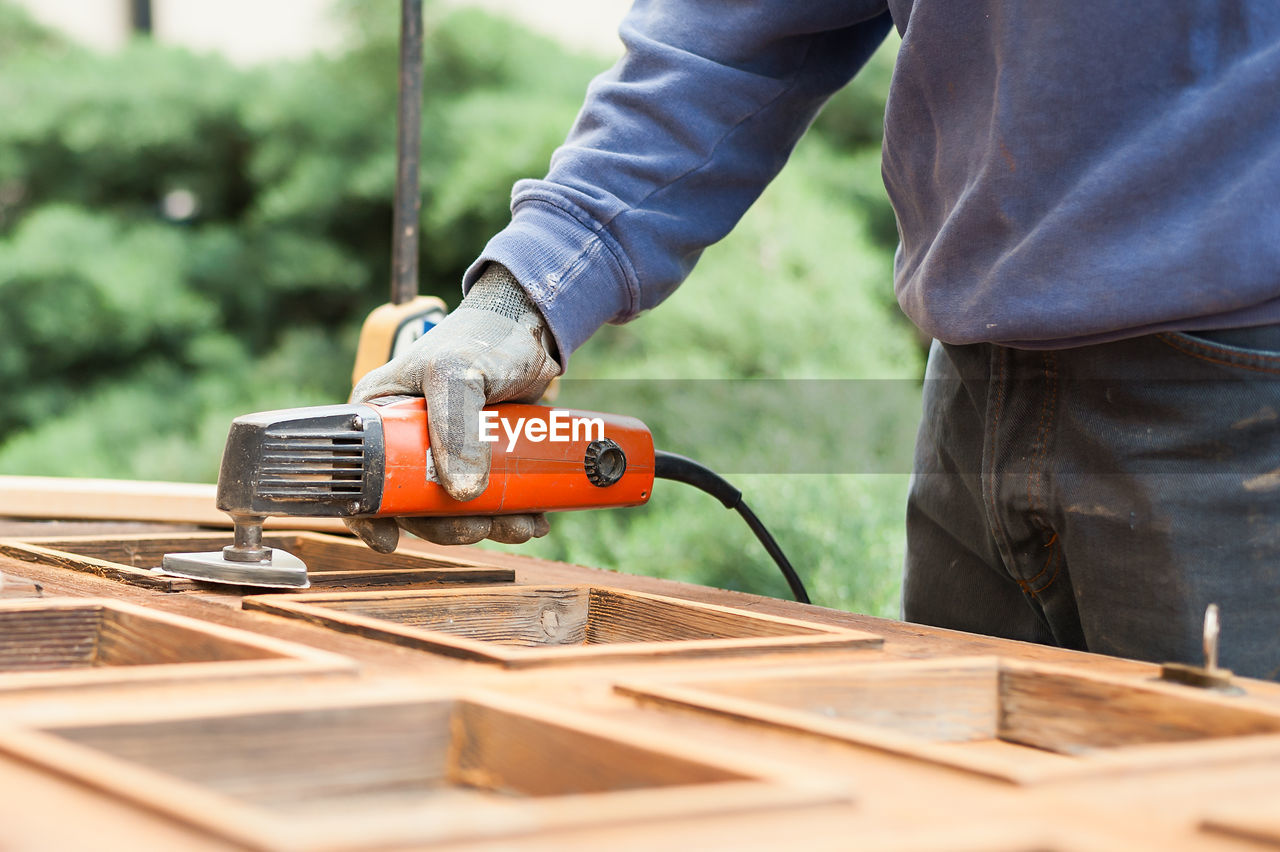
[[346, 263, 561, 551]]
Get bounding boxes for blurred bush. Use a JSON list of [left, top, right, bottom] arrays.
[[0, 2, 600, 472], [0, 3, 919, 614]]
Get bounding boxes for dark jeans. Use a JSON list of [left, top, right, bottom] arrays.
[[905, 329, 1280, 680]]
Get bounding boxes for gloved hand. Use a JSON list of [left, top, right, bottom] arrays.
[[346, 262, 561, 552]]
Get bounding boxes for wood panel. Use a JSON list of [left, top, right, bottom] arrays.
[[998, 666, 1280, 754], [57, 700, 456, 807], [453, 699, 747, 795], [0, 539, 196, 591], [0, 531, 514, 592], [94, 608, 279, 667], [5, 494, 1280, 850], [309, 587, 592, 647], [0, 598, 355, 691], [243, 585, 882, 668], [24, 532, 500, 576], [618, 657, 1280, 785], [0, 475, 345, 532], [0, 691, 843, 851], [585, 587, 833, 643], [640, 656, 1001, 743], [0, 605, 100, 671]]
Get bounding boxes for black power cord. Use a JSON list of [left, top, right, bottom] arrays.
[[653, 450, 810, 604]]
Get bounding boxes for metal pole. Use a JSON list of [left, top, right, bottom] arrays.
[[391, 0, 424, 306], [130, 0, 153, 35]]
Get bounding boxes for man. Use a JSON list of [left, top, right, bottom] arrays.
[[350, 2, 1280, 679]]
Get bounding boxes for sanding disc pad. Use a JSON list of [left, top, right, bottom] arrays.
[[159, 548, 311, 589]]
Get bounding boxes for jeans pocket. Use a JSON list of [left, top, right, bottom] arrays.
[[1159, 329, 1280, 375]]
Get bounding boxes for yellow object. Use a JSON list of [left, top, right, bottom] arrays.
[[351, 295, 448, 388]]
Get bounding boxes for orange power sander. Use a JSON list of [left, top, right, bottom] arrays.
[[160, 397, 809, 601]]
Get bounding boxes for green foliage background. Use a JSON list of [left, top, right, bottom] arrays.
[[0, 3, 922, 616]]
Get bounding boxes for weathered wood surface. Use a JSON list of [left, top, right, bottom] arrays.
[[243, 585, 882, 668], [16, 531, 505, 576], [998, 663, 1280, 753], [0, 475, 345, 532], [0, 690, 840, 851], [0, 603, 99, 670], [0, 538, 198, 590], [623, 656, 1004, 743], [1, 511, 1280, 849], [0, 531, 514, 592], [617, 657, 1280, 785], [0, 598, 355, 692]]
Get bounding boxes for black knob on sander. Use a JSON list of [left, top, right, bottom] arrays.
[[584, 439, 627, 487]]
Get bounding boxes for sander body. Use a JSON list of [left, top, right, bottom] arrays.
[[160, 397, 654, 588]]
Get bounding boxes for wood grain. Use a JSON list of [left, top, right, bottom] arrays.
[[0, 475, 345, 532], [0, 606, 100, 670], [243, 585, 881, 667], [617, 657, 1280, 785], [640, 656, 1001, 743], [0, 539, 194, 590], [321, 587, 591, 647], [0, 531, 514, 592], [94, 608, 277, 667], [585, 587, 828, 643], [0, 691, 839, 850], [5, 508, 1280, 849], [453, 699, 747, 795], [0, 598, 355, 691], [998, 665, 1280, 754], [57, 700, 456, 807]]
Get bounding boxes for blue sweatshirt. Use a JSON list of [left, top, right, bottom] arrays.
[[464, 1, 1280, 361]]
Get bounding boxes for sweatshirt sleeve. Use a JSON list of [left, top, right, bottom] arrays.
[[463, 0, 893, 362]]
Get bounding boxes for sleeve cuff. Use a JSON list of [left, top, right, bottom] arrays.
[[462, 196, 639, 365]]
